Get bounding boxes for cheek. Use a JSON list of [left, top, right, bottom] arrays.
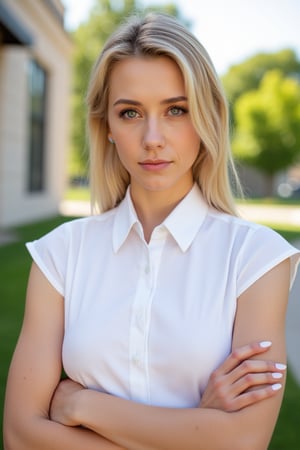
[[186, 132, 201, 161], [181, 120, 200, 144], [185, 143, 201, 172], [189, 149, 200, 170], [114, 143, 133, 171]]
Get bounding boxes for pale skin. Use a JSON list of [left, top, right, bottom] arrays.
[[4, 56, 291, 450]]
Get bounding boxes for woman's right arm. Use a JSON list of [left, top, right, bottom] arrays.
[[3, 263, 125, 450]]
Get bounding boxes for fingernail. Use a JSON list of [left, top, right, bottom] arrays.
[[275, 363, 287, 370], [272, 372, 283, 379], [272, 383, 282, 391], [260, 341, 272, 348]]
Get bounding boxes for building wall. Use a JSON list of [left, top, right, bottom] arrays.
[[0, 0, 73, 227], [0, 46, 29, 226]]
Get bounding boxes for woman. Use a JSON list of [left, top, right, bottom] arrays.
[[4, 12, 300, 450]]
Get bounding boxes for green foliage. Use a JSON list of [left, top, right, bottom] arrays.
[[222, 48, 300, 195], [222, 48, 300, 104], [232, 70, 300, 179], [70, 0, 185, 176]]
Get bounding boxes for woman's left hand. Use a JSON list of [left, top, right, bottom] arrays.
[[50, 378, 85, 426], [199, 341, 286, 412]]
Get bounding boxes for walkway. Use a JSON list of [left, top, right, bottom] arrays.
[[237, 203, 300, 226]]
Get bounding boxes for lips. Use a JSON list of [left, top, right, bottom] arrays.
[[139, 160, 171, 171]]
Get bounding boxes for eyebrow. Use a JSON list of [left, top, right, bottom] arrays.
[[113, 96, 188, 107]]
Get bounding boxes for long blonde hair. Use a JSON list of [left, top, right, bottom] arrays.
[[87, 12, 241, 215]]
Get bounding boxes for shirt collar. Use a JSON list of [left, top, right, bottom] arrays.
[[112, 184, 208, 253], [112, 187, 139, 253], [163, 184, 208, 252]]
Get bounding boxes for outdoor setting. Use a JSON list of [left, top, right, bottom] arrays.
[[1, 0, 300, 448]]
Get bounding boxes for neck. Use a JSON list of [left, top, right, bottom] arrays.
[[130, 184, 193, 243]]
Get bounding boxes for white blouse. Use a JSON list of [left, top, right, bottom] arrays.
[[26, 185, 300, 408]]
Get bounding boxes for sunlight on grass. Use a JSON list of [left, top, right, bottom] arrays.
[[64, 187, 90, 201], [237, 197, 300, 206]]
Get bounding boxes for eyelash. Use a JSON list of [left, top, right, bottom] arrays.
[[118, 105, 188, 119]]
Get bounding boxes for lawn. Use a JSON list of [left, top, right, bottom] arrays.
[[1, 214, 300, 448]]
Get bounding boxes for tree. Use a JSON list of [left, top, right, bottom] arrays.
[[222, 49, 300, 105], [232, 70, 300, 195], [70, 0, 186, 178]]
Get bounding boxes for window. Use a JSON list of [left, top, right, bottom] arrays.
[[27, 59, 47, 192]]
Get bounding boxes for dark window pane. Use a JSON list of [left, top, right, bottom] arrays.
[[27, 60, 47, 192]]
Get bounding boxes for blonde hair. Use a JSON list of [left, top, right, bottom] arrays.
[[87, 12, 242, 215]]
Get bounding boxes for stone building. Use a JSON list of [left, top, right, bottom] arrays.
[[0, 0, 73, 227]]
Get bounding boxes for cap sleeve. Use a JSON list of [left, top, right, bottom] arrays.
[[26, 222, 70, 296], [237, 225, 300, 297]]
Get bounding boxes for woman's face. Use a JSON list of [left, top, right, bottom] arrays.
[[107, 56, 201, 200]]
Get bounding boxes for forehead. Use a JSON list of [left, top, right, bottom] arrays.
[[108, 56, 185, 100]]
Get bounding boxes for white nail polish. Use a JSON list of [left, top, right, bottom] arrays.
[[272, 372, 283, 379], [259, 341, 272, 348], [272, 383, 282, 391], [275, 363, 287, 370]]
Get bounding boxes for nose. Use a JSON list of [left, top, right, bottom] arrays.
[[142, 117, 165, 150]]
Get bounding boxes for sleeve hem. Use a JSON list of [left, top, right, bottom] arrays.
[[26, 242, 64, 296], [237, 249, 300, 298]]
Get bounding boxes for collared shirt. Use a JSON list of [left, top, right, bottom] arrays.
[[26, 185, 300, 408]]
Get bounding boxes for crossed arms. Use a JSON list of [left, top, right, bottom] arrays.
[[4, 259, 290, 449]]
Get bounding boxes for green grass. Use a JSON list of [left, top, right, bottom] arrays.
[[0, 215, 300, 449], [270, 371, 300, 449]]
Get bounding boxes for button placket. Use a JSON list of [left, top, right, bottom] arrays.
[[136, 308, 145, 330], [129, 247, 152, 402], [128, 230, 167, 404]]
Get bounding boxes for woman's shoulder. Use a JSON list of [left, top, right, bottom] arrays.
[[46, 208, 117, 238], [27, 208, 118, 255], [206, 206, 266, 236], [25, 209, 118, 295], [208, 211, 300, 294], [206, 207, 299, 259]]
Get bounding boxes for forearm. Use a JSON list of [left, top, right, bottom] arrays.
[[4, 415, 125, 450], [74, 391, 245, 450], [48, 342, 286, 450]]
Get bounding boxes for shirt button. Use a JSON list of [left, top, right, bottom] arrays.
[[132, 354, 142, 367], [145, 265, 150, 274]]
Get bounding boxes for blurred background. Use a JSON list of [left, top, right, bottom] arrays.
[[0, 0, 299, 227], [0, 1, 300, 448]]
